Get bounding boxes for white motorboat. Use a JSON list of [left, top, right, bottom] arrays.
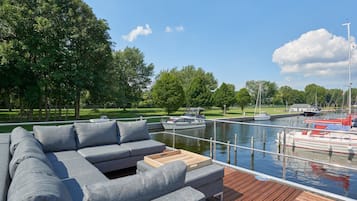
[[162, 108, 206, 130], [254, 112, 271, 121], [254, 83, 271, 121], [277, 115, 357, 154]]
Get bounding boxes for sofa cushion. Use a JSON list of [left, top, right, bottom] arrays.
[[120, 139, 165, 156], [74, 121, 118, 148], [33, 124, 77, 152], [137, 160, 224, 189], [9, 126, 33, 155], [46, 150, 84, 163], [185, 163, 224, 188], [83, 160, 187, 201], [152, 186, 205, 201], [118, 120, 150, 143], [46, 151, 106, 181], [9, 137, 52, 178], [78, 144, 130, 163], [0, 134, 10, 201], [13, 157, 56, 179], [7, 171, 72, 201]]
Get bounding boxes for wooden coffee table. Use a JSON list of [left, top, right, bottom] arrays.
[[144, 149, 212, 171]]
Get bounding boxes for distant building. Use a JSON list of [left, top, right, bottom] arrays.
[[289, 104, 314, 112]]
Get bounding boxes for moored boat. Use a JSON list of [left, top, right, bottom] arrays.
[[254, 83, 271, 121], [162, 107, 206, 130], [277, 115, 357, 154]]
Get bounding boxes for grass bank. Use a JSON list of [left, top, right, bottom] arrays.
[[0, 106, 290, 133]]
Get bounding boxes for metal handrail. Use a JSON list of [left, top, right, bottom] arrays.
[[152, 130, 357, 171]]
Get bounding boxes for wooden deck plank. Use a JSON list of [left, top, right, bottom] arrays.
[[221, 167, 334, 201]]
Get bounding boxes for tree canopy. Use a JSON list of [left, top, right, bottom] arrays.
[[236, 88, 251, 112], [213, 83, 236, 111], [151, 72, 185, 115], [169, 65, 217, 106], [0, 0, 112, 119], [112, 47, 154, 110]]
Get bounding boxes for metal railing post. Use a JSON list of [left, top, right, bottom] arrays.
[[282, 128, 287, 180], [173, 127, 176, 149], [234, 133, 238, 165], [250, 136, 254, 157], [227, 141, 230, 164], [209, 137, 213, 158], [213, 120, 217, 160]]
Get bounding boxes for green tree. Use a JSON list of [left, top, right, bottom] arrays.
[[186, 76, 213, 107], [0, 0, 113, 119], [245, 80, 278, 104], [304, 84, 326, 106], [213, 83, 236, 111], [236, 88, 251, 112], [152, 72, 185, 115], [112, 47, 154, 110], [326, 89, 343, 107], [170, 65, 217, 106]]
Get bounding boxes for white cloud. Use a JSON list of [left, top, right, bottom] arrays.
[[122, 24, 152, 42], [165, 25, 184, 33], [175, 25, 184, 32], [272, 28, 357, 80], [165, 26, 173, 33]]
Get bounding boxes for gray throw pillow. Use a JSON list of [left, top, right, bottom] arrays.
[[74, 121, 118, 148], [7, 171, 73, 201], [10, 126, 33, 155], [83, 160, 186, 201], [33, 124, 77, 152], [9, 137, 52, 178], [118, 120, 150, 143]]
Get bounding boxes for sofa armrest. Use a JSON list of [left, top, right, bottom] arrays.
[[152, 186, 205, 201]]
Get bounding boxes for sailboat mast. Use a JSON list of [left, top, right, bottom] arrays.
[[342, 22, 352, 114]]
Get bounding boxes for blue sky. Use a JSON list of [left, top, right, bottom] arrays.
[[84, 0, 357, 90]]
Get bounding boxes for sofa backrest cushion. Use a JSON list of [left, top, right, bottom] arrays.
[[9, 137, 52, 178], [83, 160, 187, 201], [74, 121, 118, 148], [117, 120, 150, 143], [33, 124, 77, 152], [9, 126, 33, 155], [7, 163, 72, 201], [12, 157, 56, 178]]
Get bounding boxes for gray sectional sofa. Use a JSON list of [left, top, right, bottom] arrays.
[[0, 120, 206, 201]]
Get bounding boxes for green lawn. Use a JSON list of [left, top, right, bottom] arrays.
[[0, 106, 290, 133]]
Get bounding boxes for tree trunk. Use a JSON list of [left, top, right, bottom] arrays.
[[58, 107, 62, 120], [39, 95, 43, 120], [4, 91, 11, 112], [75, 90, 81, 119], [29, 108, 33, 121], [45, 86, 49, 121]]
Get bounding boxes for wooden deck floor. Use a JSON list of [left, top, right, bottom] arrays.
[[222, 167, 334, 201], [105, 166, 335, 201]]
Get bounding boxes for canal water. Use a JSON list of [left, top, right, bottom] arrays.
[[152, 115, 357, 199]]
